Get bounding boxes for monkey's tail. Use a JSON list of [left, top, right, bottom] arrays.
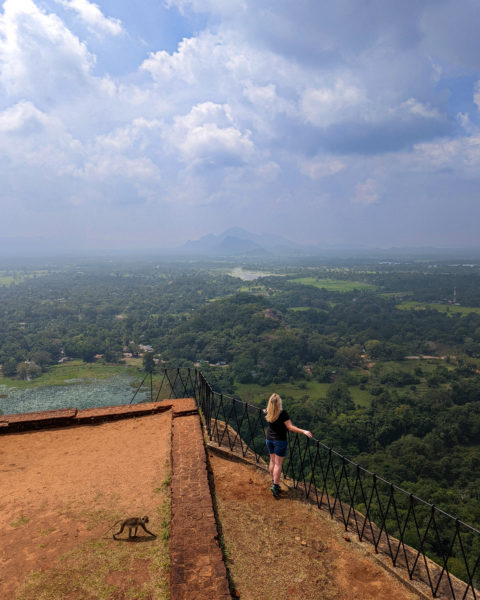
[[102, 520, 122, 537]]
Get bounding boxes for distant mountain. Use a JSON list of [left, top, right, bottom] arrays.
[[178, 227, 300, 256], [178, 229, 480, 259]]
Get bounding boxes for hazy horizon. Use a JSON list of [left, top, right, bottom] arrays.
[[1, 0, 480, 252]]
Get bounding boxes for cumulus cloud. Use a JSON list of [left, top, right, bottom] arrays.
[[0, 0, 93, 100], [0, 100, 52, 133], [170, 102, 254, 167], [0, 100, 81, 170], [54, 0, 123, 36], [166, 0, 245, 17]]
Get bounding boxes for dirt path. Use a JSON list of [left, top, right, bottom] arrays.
[[0, 413, 171, 599], [209, 451, 422, 600]]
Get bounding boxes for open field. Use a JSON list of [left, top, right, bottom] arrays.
[[0, 270, 49, 286], [380, 291, 414, 297], [0, 275, 16, 285], [235, 380, 330, 406], [235, 379, 372, 409], [0, 413, 171, 599], [287, 306, 330, 312], [396, 301, 480, 316], [290, 277, 377, 292]]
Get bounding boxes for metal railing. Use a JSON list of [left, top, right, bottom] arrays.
[[129, 367, 199, 404], [133, 368, 480, 600]]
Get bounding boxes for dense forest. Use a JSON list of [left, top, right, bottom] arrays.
[[0, 256, 479, 531]]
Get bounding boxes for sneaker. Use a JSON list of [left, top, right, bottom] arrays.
[[270, 483, 279, 498], [274, 484, 282, 494]]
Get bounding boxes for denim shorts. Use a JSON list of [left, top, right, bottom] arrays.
[[266, 438, 288, 457]]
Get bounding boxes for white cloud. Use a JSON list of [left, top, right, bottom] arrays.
[[0, 0, 93, 99], [243, 82, 295, 117], [54, 0, 123, 36], [170, 102, 255, 166], [0, 100, 51, 132], [400, 98, 441, 119], [0, 100, 81, 170], [413, 134, 480, 173], [299, 155, 345, 179], [301, 79, 366, 127], [141, 34, 217, 84], [474, 81, 480, 111], [83, 154, 159, 181], [95, 118, 163, 152], [166, 0, 245, 17], [353, 178, 379, 205]]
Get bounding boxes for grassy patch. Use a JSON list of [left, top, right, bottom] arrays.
[[380, 291, 414, 298], [0, 360, 143, 390], [0, 275, 16, 286], [237, 380, 374, 409], [287, 306, 329, 313], [17, 537, 169, 600], [289, 277, 377, 292], [17, 500, 170, 600], [396, 301, 480, 317], [0, 270, 49, 286], [10, 515, 30, 528], [349, 386, 371, 408], [235, 381, 330, 406]]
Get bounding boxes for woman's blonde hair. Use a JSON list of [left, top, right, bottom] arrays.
[[265, 393, 282, 422]]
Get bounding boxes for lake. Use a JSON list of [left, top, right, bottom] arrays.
[[229, 267, 274, 281]]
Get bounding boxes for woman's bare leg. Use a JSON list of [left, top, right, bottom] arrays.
[[273, 456, 284, 485], [269, 453, 276, 481]]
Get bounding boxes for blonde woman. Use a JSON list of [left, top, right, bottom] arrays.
[[265, 393, 312, 498]]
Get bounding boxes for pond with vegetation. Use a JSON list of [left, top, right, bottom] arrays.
[[0, 374, 150, 415]]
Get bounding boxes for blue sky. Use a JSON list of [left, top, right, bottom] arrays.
[[1, 0, 479, 252]]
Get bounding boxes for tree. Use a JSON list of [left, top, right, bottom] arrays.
[[143, 352, 155, 373], [104, 347, 121, 364], [16, 361, 41, 380], [79, 340, 97, 363], [232, 355, 255, 383], [365, 339, 382, 359], [28, 362, 42, 379], [2, 358, 18, 378], [31, 350, 52, 369], [17, 362, 29, 380], [326, 383, 354, 414], [334, 345, 362, 368]]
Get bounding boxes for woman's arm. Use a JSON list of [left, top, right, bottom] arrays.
[[285, 420, 312, 438]]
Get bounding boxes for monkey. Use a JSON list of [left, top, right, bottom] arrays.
[[112, 516, 156, 540]]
